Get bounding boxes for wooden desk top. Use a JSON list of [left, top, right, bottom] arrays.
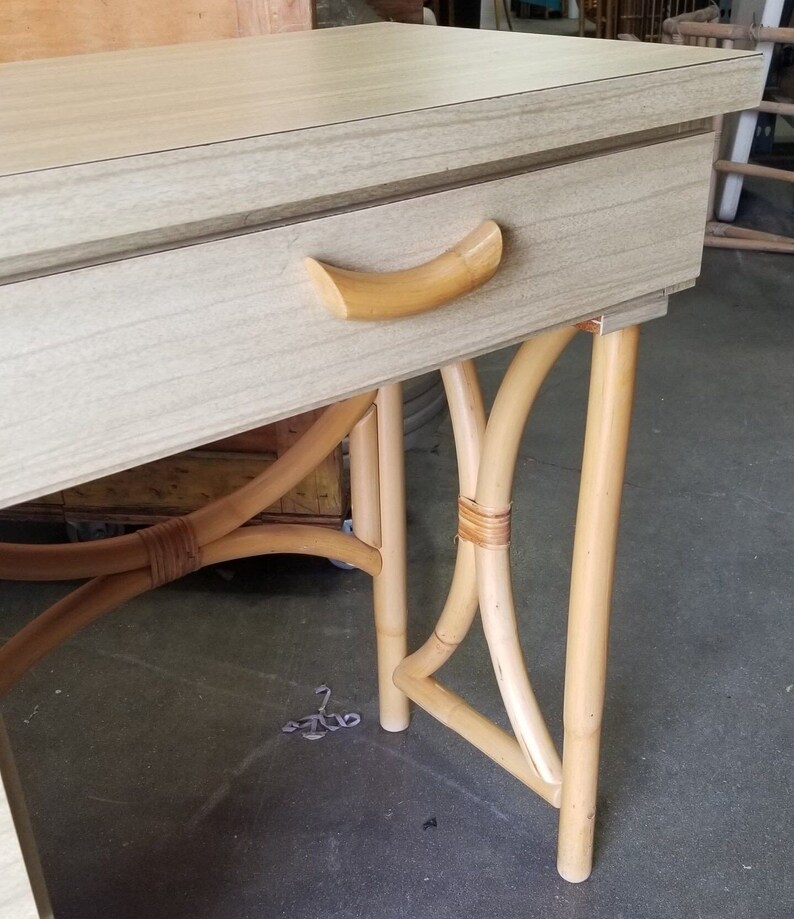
[[0, 27, 763, 508], [0, 25, 762, 283], [0, 23, 759, 176]]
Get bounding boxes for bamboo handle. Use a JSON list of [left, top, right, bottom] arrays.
[[304, 220, 503, 321]]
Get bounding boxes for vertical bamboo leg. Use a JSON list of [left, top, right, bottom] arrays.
[[557, 325, 640, 883], [349, 407, 382, 550], [370, 385, 410, 732]]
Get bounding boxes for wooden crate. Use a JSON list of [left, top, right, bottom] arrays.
[[2, 411, 345, 529]]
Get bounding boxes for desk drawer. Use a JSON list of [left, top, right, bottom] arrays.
[[0, 133, 712, 507]]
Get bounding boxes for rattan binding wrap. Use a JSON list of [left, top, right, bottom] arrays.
[[457, 495, 511, 549], [136, 516, 201, 587]]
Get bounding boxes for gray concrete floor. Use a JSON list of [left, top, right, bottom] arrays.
[[1, 216, 793, 916]]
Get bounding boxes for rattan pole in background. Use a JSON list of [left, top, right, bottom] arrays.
[[704, 235, 794, 252]]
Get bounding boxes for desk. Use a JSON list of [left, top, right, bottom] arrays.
[[0, 23, 762, 913]]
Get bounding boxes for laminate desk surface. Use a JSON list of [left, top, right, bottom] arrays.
[[0, 23, 757, 174], [0, 24, 761, 283]]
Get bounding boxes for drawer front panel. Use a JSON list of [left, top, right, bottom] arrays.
[[0, 133, 712, 507]]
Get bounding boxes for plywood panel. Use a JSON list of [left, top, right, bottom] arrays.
[[59, 450, 342, 520], [0, 0, 240, 62], [237, 0, 316, 34], [0, 0, 314, 63]]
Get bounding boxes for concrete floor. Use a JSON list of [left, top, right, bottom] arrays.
[[1, 216, 793, 916]]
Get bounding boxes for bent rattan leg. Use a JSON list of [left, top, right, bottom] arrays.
[[0, 392, 377, 582], [396, 324, 639, 878], [557, 325, 640, 883], [0, 525, 381, 698], [393, 361, 564, 803], [396, 330, 581, 805], [392, 361, 565, 804], [473, 328, 577, 785], [0, 393, 380, 699]]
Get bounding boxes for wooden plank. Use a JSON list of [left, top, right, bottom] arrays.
[[61, 452, 284, 515], [204, 427, 280, 454], [316, 448, 344, 517], [276, 413, 326, 516], [0, 24, 761, 176], [53, 449, 343, 519], [0, 0, 314, 63], [0, 133, 713, 509], [237, 0, 316, 33], [0, 0, 240, 62], [0, 719, 51, 919]]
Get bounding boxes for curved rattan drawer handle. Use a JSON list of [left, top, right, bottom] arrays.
[[304, 220, 503, 321]]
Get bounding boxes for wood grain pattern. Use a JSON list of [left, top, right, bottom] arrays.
[[0, 26, 762, 281], [236, 0, 316, 34], [60, 450, 341, 519], [0, 134, 712, 509], [0, 122, 724, 285], [0, 0, 314, 63], [0, 24, 760, 174], [0, 0, 239, 61]]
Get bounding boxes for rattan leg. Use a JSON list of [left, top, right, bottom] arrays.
[[370, 385, 410, 732], [0, 393, 379, 697], [473, 328, 577, 785], [393, 358, 562, 805], [557, 325, 640, 882]]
